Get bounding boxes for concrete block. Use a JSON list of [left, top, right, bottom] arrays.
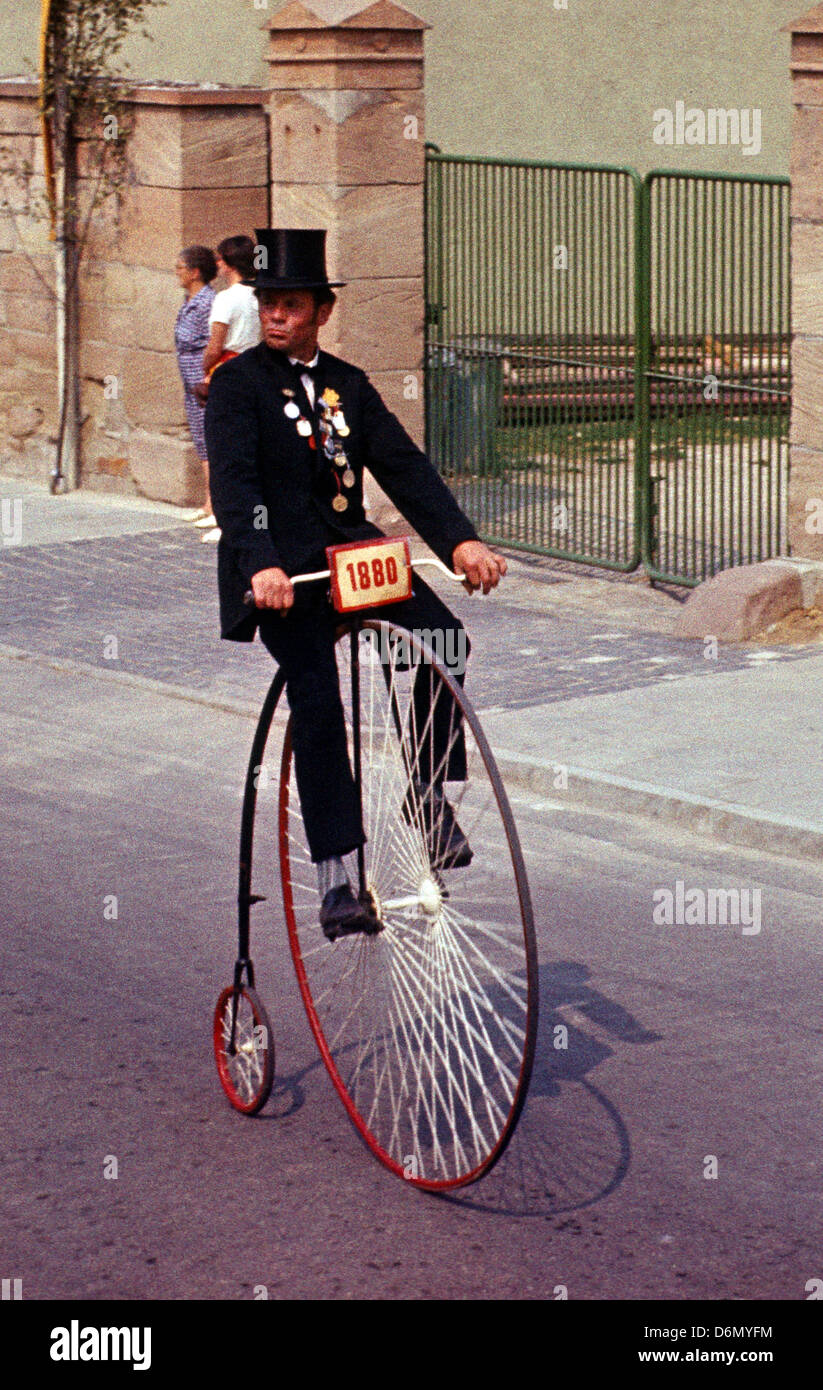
[[770, 557, 823, 608], [268, 2, 429, 32], [12, 329, 56, 371], [125, 107, 183, 188], [180, 107, 269, 189], [268, 87, 424, 186], [80, 340, 127, 386], [0, 213, 17, 252], [128, 106, 269, 190], [0, 134, 35, 179], [127, 428, 204, 506], [790, 338, 823, 449], [116, 185, 186, 271], [675, 561, 804, 642], [0, 252, 55, 297], [3, 292, 55, 335], [364, 368, 424, 446], [79, 302, 136, 349], [790, 106, 823, 222], [0, 98, 40, 136], [792, 221, 823, 335], [89, 455, 129, 483], [122, 348, 187, 430], [269, 180, 423, 279], [267, 57, 423, 91], [330, 276, 423, 373], [16, 203, 58, 258], [265, 17, 426, 91], [129, 266, 187, 354], [86, 261, 136, 307], [117, 184, 269, 271], [789, 442, 823, 560]]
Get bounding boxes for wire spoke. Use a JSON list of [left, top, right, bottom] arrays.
[[278, 620, 536, 1185]]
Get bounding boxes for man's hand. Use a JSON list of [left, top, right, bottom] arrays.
[[251, 567, 295, 612], [193, 379, 210, 406], [452, 540, 507, 595]]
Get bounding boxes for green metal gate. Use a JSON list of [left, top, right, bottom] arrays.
[[425, 149, 791, 585], [640, 171, 791, 583]]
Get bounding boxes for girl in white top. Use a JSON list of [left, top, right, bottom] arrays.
[[203, 235, 261, 373]]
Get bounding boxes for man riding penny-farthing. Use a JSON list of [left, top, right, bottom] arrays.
[[206, 229, 537, 1191]]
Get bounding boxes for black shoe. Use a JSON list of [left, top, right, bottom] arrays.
[[320, 884, 380, 942], [403, 782, 473, 870]]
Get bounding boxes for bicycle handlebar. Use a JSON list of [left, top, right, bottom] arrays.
[[243, 556, 464, 608]]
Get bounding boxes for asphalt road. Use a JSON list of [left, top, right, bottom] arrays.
[[1, 650, 821, 1300]]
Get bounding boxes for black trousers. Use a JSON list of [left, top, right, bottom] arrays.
[[258, 576, 470, 863]]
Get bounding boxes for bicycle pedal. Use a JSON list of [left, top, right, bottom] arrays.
[[358, 895, 385, 935]]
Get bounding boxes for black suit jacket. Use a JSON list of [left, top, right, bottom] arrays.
[[204, 343, 479, 640]]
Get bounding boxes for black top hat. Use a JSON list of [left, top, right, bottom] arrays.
[[244, 228, 345, 291]]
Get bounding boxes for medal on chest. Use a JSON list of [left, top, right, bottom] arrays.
[[318, 387, 356, 513], [282, 388, 315, 443]]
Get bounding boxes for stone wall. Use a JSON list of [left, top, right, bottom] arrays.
[[787, 5, 823, 556], [265, 1, 428, 445], [0, 85, 55, 477], [0, 3, 430, 506], [0, 82, 269, 503]]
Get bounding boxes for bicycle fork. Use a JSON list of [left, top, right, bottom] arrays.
[[350, 621, 368, 901]]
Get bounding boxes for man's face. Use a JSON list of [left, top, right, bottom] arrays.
[[257, 289, 333, 361]]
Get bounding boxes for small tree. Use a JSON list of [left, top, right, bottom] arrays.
[[36, 0, 165, 489]]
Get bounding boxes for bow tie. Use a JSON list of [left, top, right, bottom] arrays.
[[291, 359, 320, 383]]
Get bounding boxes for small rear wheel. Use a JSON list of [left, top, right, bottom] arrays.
[[213, 986, 275, 1116]]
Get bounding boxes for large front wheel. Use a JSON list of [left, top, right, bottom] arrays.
[[279, 619, 538, 1191]]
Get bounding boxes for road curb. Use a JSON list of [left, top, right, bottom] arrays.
[[0, 641, 264, 723], [493, 748, 823, 862], [3, 641, 822, 864]]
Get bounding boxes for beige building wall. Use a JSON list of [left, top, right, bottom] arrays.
[[0, 1, 800, 175]]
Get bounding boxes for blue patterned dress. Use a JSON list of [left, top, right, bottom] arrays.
[[174, 284, 216, 460]]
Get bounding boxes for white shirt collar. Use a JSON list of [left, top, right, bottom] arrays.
[[289, 351, 320, 370]]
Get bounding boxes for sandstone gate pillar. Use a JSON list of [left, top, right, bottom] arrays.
[[786, 5, 823, 557], [264, 1, 429, 454]]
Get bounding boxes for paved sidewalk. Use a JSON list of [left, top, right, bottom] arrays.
[[2, 473, 821, 860]]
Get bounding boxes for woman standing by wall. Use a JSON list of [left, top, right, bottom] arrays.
[[174, 245, 218, 540]]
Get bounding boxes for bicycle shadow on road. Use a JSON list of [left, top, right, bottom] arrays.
[[442, 959, 662, 1218]]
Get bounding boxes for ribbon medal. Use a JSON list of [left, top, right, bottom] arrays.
[[319, 387, 354, 509]]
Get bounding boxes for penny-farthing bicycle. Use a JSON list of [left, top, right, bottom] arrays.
[[213, 536, 538, 1191]]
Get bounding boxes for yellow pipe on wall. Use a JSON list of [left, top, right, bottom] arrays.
[[39, 0, 56, 236]]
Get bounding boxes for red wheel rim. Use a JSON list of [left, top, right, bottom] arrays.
[[213, 986, 274, 1116], [279, 620, 538, 1190]]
